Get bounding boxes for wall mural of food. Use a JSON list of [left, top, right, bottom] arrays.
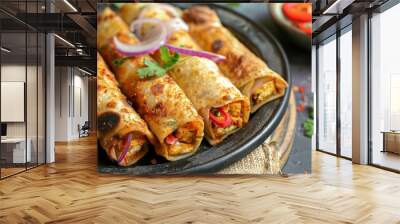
[[97, 3, 311, 175]]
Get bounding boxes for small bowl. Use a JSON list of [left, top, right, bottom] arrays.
[[269, 3, 311, 50]]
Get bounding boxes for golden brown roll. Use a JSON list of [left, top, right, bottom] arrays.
[[98, 8, 204, 160], [182, 6, 288, 113], [97, 53, 156, 166], [118, 4, 250, 145]]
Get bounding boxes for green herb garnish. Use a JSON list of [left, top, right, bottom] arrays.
[[112, 57, 131, 67], [160, 46, 179, 70], [137, 46, 180, 79], [138, 59, 166, 78]]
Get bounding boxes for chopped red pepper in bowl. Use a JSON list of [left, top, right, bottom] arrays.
[[295, 22, 312, 35], [282, 3, 312, 36], [282, 3, 312, 23]]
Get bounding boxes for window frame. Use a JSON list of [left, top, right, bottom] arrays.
[[315, 24, 353, 161]]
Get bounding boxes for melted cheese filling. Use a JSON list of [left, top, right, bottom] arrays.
[[251, 81, 276, 105], [167, 123, 199, 156]]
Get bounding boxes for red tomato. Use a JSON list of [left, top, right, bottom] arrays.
[[282, 3, 312, 23], [296, 22, 312, 35], [299, 86, 305, 94], [297, 103, 305, 112]]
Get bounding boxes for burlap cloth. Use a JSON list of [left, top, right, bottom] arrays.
[[218, 91, 296, 175]]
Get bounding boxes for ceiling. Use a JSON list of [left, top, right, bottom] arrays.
[[312, 0, 391, 44], [0, 0, 97, 73]]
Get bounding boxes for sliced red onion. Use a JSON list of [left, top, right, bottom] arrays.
[[164, 44, 226, 62], [117, 133, 133, 164], [116, 17, 224, 61], [113, 21, 167, 56]]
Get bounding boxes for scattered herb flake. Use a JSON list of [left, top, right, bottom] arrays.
[[303, 118, 314, 138], [112, 57, 131, 67]]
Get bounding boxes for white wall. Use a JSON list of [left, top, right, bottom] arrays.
[[55, 66, 69, 141], [72, 73, 89, 138], [54, 67, 89, 141]]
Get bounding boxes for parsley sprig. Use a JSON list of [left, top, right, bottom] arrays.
[[137, 46, 180, 79], [137, 60, 165, 78], [159, 46, 179, 70]]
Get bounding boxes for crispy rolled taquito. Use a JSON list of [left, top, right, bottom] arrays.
[[97, 53, 156, 166], [98, 8, 204, 160], [118, 4, 250, 145], [182, 6, 288, 113]]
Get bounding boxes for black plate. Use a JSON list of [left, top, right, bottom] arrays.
[[98, 4, 292, 175]]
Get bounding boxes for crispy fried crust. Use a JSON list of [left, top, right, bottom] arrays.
[[97, 8, 204, 160], [97, 53, 156, 166], [182, 6, 288, 113], [118, 4, 250, 145]]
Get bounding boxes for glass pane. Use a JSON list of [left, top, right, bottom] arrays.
[[1, 31, 27, 177], [371, 4, 400, 171], [27, 31, 38, 169], [26, 0, 39, 169], [340, 29, 352, 158], [0, 0, 46, 178], [317, 37, 337, 154]]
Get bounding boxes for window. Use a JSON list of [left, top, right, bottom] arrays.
[[370, 3, 400, 171], [339, 28, 352, 158], [317, 36, 337, 154]]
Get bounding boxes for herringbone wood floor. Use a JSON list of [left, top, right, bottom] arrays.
[[0, 136, 399, 224]]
